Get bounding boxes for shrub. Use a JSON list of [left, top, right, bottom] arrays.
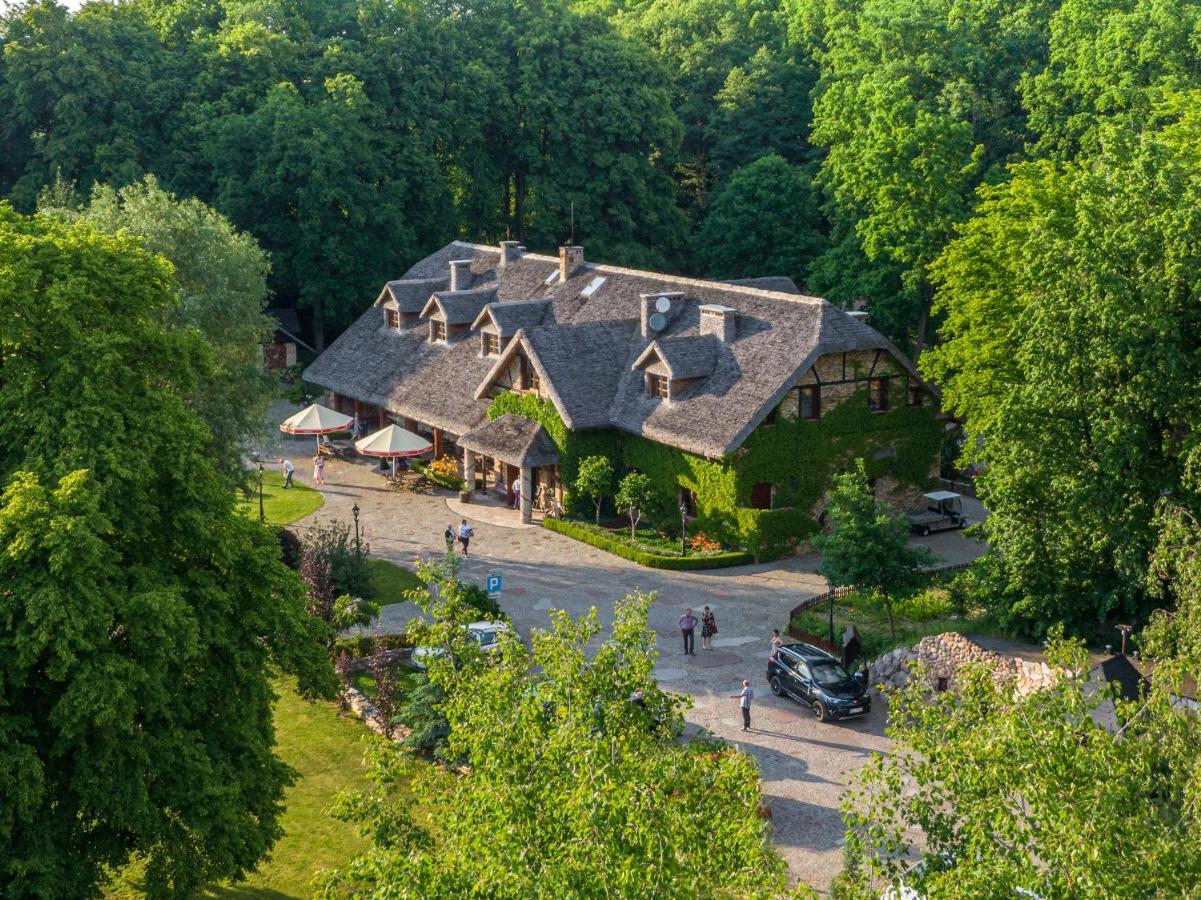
[[302, 521, 371, 599], [398, 670, 451, 760], [415, 457, 465, 491], [277, 528, 303, 569], [460, 582, 504, 620], [892, 587, 955, 622], [543, 518, 752, 570], [688, 532, 722, 554], [332, 633, 415, 659]]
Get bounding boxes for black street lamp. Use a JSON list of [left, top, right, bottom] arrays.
[[679, 498, 688, 557], [352, 502, 361, 556], [253, 454, 265, 523]]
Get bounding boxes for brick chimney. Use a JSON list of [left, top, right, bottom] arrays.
[[498, 240, 521, 267], [640, 292, 685, 339], [699, 304, 737, 342], [449, 259, 472, 292], [559, 245, 584, 281]]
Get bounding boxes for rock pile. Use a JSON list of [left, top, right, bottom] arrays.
[[868, 632, 1059, 697]]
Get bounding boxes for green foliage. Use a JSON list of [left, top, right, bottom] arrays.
[[574, 454, 614, 524], [840, 635, 1201, 895], [0, 205, 335, 895], [542, 517, 754, 570], [301, 521, 371, 604], [364, 557, 425, 608], [331, 633, 416, 660], [320, 592, 787, 896], [397, 670, 451, 761], [697, 153, 825, 286], [412, 458, 465, 491], [39, 174, 275, 483], [921, 110, 1201, 637], [814, 459, 935, 638], [891, 586, 955, 622], [459, 581, 504, 620], [615, 471, 654, 538], [1143, 445, 1201, 668]]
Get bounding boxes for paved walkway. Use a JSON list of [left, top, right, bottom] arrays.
[[268, 409, 988, 893]]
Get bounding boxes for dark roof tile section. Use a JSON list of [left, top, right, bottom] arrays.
[[458, 414, 559, 468], [307, 240, 917, 459], [475, 298, 553, 334], [424, 287, 498, 324], [722, 276, 801, 294], [382, 276, 450, 313]]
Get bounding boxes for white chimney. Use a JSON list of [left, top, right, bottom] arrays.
[[559, 245, 584, 281], [699, 304, 737, 342], [498, 240, 521, 267], [449, 259, 472, 292]]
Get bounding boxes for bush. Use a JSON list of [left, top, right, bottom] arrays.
[[302, 521, 371, 599], [332, 633, 415, 659], [460, 582, 504, 620], [688, 532, 722, 554], [892, 586, 955, 622], [277, 528, 303, 569], [543, 518, 752, 570], [415, 458, 465, 491]]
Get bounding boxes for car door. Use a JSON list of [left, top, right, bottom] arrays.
[[775, 650, 807, 702], [789, 658, 817, 705]]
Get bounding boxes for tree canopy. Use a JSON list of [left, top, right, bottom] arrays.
[[0, 205, 334, 895]]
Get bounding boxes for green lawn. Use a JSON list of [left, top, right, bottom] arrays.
[[365, 557, 424, 607], [350, 666, 423, 701], [792, 587, 1009, 660], [238, 471, 324, 527], [109, 684, 388, 899]]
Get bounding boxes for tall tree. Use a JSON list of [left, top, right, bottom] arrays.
[[920, 108, 1201, 637], [696, 153, 825, 286], [320, 591, 787, 896], [807, 0, 1057, 352], [0, 206, 334, 895], [40, 174, 276, 482]]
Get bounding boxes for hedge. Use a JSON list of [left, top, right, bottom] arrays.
[[542, 517, 753, 570], [333, 632, 415, 658]]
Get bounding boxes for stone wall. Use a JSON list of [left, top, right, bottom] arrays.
[[869, 632, 1058, 697]]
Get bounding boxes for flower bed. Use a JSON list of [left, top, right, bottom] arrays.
[[542, 518, 753, 570]]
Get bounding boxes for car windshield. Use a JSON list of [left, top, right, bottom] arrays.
[[810, 660, 852, 686], [471, 630, 497, 646]]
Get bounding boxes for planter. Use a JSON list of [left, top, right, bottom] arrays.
[[459, 490, 472, 503]]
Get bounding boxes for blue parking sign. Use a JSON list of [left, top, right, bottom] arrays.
[[485, 574, 502, 594]]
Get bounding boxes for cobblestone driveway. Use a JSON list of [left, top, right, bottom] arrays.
[[270, 421, 986, 893]]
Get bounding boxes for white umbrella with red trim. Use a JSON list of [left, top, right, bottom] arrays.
[[355, 424, 434, 477], [280, 403, 353, 453]]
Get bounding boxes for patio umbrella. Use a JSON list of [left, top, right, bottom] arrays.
[[280, 403, 353, 453], [355, 424, 434, 477]]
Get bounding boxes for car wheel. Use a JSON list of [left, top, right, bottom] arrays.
[[813, 701, 828, 722], [920, 526, 931, 537], [769, 675, 785, 697]]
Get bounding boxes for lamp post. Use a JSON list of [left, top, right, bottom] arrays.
[[679, 498, 688, 557], [352, 502, 361, 557], [253, 454, 265, 523]]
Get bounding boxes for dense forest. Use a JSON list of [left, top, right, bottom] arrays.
[[3, 0, 1201, 639]]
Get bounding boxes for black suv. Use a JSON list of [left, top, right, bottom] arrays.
[[766, 642, 871, 722]]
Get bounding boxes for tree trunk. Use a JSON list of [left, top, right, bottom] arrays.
[[595, 500, 602, 525], [630, 510, 639, 539]]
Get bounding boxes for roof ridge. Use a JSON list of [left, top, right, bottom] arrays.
[[455, 241, 826, 305]]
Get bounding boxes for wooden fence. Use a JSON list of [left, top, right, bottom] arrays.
[[939, 476, 978, 499]]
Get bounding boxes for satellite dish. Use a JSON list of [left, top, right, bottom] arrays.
[[648, 312, 667, 332], [654, 296, 671, 313]]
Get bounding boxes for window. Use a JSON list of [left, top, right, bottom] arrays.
[[799, 386, 820, 420], [647, 373, 669, 399], [908, 383, 922, 407], [431, 321, 447, 342], [763, 406, 778, 426], [868, 377, 889, 412], [750, 482, 773, 510], [518, 355, 539, 392], [543, 270, 560, 286], [483, 333, 501, 356], [385, 308, 400, 329], [580, 276, 607, 299]]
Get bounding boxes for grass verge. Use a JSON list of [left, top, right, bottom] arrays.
[[238, 471, 324, 527], [365, 557, 424, 607]]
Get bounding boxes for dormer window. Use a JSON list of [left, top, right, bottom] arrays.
[[431, 321, 447, 343], [647, 373, 670, 400], [483, 333, 502, 357], [385, 308, 400, 329]]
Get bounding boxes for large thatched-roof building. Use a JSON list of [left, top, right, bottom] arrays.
[[305, 240, 945, 556]]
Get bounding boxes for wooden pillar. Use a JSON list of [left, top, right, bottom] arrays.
[[433, 428, 443, 459], [520, 466, 533, 524], [463, 448, 475, 498]]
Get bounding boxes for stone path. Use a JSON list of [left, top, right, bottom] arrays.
[[266, 406, 988, 893]]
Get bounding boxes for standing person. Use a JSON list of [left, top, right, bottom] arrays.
[[770, 629, 784, 658], [313, 453, 326, 486], [281, 458, 295, 489], [678, 607, 699, 656], [511, 477, 522, 510], [457, 518, 474, 555], [731, 680, 754, 732], [351, 413, 363, 440], [701, 606, 718, 651], [443, 524, 455, 554]]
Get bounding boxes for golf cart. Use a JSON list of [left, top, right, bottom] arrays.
[[906, 491, 968, 536]]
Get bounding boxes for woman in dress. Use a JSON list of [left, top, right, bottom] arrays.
[[700, 606, 718, 651], [769, 628, 784, 658], [313, 453, 326, 486]]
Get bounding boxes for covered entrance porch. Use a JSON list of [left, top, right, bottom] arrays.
[[457, 414, 560, 524]]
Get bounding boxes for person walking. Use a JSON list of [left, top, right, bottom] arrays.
[[701, 606, 718, 651], [312, 453, 326, 486], [678, 607, 699, 656], [457, 519, 474, 555], [731, 680, 754, 731], [511, 477, 522, 510], [443, 524, 455, 554], [281, 458, 295, 489]]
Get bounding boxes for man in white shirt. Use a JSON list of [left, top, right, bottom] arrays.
[[731, 680, 754, 732], [281, 458, 295, 488]]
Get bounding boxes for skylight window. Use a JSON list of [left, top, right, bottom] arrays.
[[543, 270, 560, 286], [580, 276, 606, 299]]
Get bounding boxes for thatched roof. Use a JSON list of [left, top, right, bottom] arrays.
[[306, 240, 918, 459], [459, 414, 559, 467]]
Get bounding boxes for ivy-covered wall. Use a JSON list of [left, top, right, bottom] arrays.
[[487, 375, 942, 561]]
